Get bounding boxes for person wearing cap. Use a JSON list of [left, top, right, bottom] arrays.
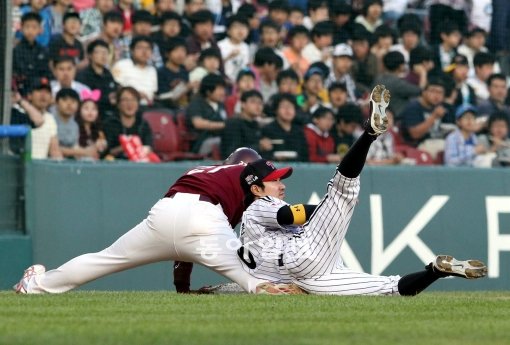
[[48, 12, 86, 70], [10, 80, 63, 160], [238, 85, 487, 294], [325, 43, 357, 102], [302, 20, 334, 66], [374, 50, 421, 116], [221, 90, 271, 159], [118, 10, 164, 69], [444, 104, 487, 167], [446, 54, 476, 108]]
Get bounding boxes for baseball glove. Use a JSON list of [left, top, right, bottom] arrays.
[[255, 282, 307, 295]]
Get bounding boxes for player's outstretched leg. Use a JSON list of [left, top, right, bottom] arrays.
[[397, 255, 487, 296], [337, 85, 390, 178]]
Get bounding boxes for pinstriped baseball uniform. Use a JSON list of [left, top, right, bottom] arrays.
[[240, 171, 401, 295]]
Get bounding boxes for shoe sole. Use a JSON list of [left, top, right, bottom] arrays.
[[369, 85, 390, 135], [434, 255, 487, 279]]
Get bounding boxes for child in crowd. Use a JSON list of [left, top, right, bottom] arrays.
[[225, 69, 256, 118], [49, 12, 86, 69], [326, 82, 348, 114], [432, 21, 462, 74], [467, 52, 496, 103], [334, 103, 363, 157], [282, 25, 310, 77], [366, 110, 403, 165], [18, 0, 53, 47], [288, 6, 305, 27], [189, 47, 223, 86], [76, 93, 107, 159], [303, 0, 329, 30], [444, 104, 487, 167], [304, 107, 340, 163], [477, 111, 510, 167], [13, 12, 52, 95], [218, 15, 251, 83], [152, 11, 182, 62], [302, 20, 334, 65]]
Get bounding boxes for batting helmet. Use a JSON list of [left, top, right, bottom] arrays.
[[223, 147, 261, 165]]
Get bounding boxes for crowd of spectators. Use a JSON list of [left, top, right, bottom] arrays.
[[8, 0, 510, 167]]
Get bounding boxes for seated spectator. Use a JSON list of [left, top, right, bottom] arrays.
[[289, 6, 305, 27], [266, 0, 291, 30], [112, 36, 158, 106], [153, 0, 176, 20], [225, 68, 256, 118], [444, 105, 487, 167], [457, 27, 490, 78], [103, 86, 154, 159], [261, 93, 309, 161], [13, 12, 52, 95], [351, 26, 378, 91], [49, 12, 86, 70], [76, 39, 119, 119], [86, 10, 124, 68], [186, 10, 219, 55], [185, 74, 227, 155], [54, 88, 98, 160], [152, 11, 182, 60], [221, 90, 270, 159], [331, 1, 353, 45], [301, 20, 334, 66], [354, 0, 383, 35], [431, 21, 462, 75], [116, 0, 136, 34], [80, 0, 115, 39], [119, 10, 164, 68], [405, 46, 434, 88], [217, 15, 250, 84], [477, 112, 510, 167], [366, 110, 403, 165], [156, 38, 192, 110], [49, 0, 71, 35], [76, 96, 107, 159], [400, 78, 448, 159], [251, 47, 282, 102], [258, 20, 287, 69], [298, 66, 327, 115], [302, 0, 329, 30], [478, 74, 510, 119], [467, 52, 496, 103], [189, 47, 222, 86], [325, 43, 357, 102], [10, 80, 62, 160], [264, 68, 300, 118], [304, 107, 340, 163], [371, 25, 395, 72], [446, 54, 476, 107], [390, 16, 421, 69], [334, 103, 363, 157], [17, 0, 52, 47], [50, 56, 91, 98], [325, 82, 349, 114], [282, 25, 311, 77], [374, 51, 421, 116], [237, 3, 261, 47], [180, 0, 206, 39]]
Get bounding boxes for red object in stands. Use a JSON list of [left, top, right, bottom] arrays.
[[395, 145, 435, 165], [143, 110, 204, 161], [119, 134, 161, 163]]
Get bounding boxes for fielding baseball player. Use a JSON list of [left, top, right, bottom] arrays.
[[238, 85, 487, 295], [14, 148, 278, 294]]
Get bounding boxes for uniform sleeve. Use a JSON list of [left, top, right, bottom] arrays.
[[248, 197, 288, 230]]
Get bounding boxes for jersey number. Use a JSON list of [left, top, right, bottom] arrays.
[[237, 246, 256, 269]]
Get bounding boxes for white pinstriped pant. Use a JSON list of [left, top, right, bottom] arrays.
[[282, 172, 401, 295]]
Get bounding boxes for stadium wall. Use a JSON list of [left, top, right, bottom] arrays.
[[2, 161, 510, 291]]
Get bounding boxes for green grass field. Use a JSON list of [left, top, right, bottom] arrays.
[[1, 291, 509, 345]]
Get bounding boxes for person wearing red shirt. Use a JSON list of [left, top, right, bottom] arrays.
[[304, 107, 341, 163]]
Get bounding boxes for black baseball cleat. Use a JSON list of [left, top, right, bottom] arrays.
[[431, 255, 488, 279], [366, 84, 390, 136]]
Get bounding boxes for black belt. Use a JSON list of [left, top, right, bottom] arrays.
[[167, 192, 218, 205], [278, 254, 284, 267]]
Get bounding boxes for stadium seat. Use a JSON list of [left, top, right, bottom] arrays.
[[142, 110, 204, 161], [395, 145, 435, 165]]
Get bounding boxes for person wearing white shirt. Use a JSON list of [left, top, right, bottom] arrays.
[[467, 52, 496, 103], [50, 56, 91, 99], [218, 15, 250, 83], [301, 20, 334, 67], [112, 36, 158, 106]]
